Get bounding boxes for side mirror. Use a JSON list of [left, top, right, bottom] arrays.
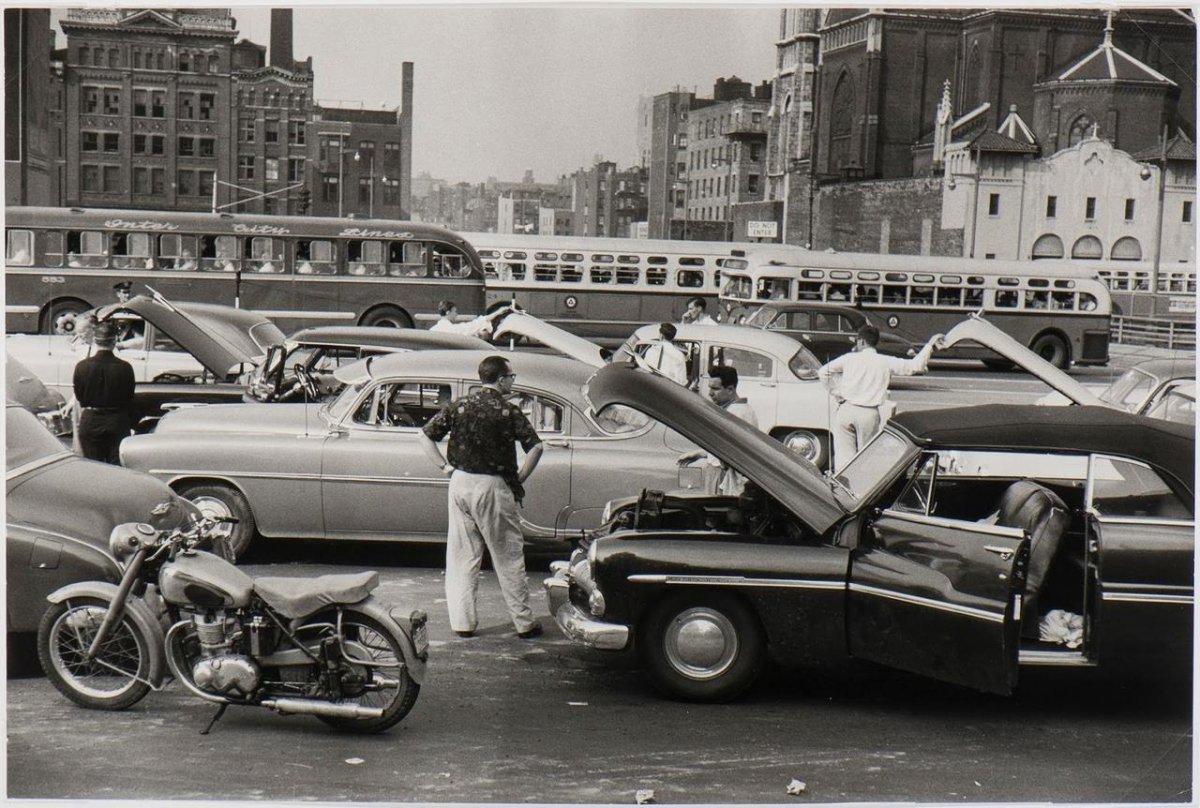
[[328, 423, 349, 437]]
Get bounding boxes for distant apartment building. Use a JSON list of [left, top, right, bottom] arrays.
[[571, 161, 648, 238], [645, 89, 707, 239], [5, 9, 61, 206]]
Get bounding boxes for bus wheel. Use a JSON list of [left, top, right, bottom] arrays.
[[44, 299, 91, 335], [1030, 333, 1070, 370], [360, 306, 413, 329]]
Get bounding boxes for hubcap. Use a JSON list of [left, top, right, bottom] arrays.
[[189, 495, 234, 541], [783, 430, 820, 462], [663, 607, 738, 681]]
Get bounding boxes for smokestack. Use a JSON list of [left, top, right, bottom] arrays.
[[269, 8, 294, 70]]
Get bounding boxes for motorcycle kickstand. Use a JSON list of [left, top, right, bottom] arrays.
[[200, 702, 228, 735]]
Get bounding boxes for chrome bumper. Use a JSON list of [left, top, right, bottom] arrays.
[[543, 571, 629, 651]]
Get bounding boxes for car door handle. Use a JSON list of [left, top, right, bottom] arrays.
[[759, 382, 776, 388], [544, 438, 570, 448], [983, 545, 1014, 560]]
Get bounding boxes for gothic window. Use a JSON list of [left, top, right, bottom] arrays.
[[965, 44, 982, 109], [1068, 114, 1093, 147], [831, 72, 855, 169]]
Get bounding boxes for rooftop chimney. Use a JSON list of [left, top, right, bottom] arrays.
[[269, 8, 294, 70]]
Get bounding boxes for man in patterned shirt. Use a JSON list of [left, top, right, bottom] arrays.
[[420, 355, 545, 639]]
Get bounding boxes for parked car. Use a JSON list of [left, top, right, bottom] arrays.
[[738, 301, 925, 362], [6, 353, 71, 438], [7, 294, 286, 432], [246, 326, 491, 402], [120, 350, 705, 557], [1036, 358, 1196, 420], [6, 402, 199, 633], [1143, 379, 1195, 425], [544, 361, 1193, 702]]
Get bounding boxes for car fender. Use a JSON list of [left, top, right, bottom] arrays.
[[45, 581, 168, 686], [349, 595, 427, 685]]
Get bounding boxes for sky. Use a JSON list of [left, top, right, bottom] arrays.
[[51, 4, 782, 185]]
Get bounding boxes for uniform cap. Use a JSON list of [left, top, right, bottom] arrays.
[[93, 320, 118, 347]]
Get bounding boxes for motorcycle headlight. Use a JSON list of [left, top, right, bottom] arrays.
[[109, 522, 158, 563]]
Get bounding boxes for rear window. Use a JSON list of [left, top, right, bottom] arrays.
[[787, 348, 821, 380]]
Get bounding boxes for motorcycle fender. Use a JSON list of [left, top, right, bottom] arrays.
[[46, 582, 168, 687], [350, 596, 427, 686]]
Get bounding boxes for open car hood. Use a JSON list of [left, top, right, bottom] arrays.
[[583, 361, 846, 534], [96, 294, 285, 379], [941, 314, 1103, 406], [492, 311, 609, 368]]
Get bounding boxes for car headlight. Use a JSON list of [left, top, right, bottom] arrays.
[[588, 587, 607, 617]]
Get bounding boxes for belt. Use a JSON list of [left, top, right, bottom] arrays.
[[81, 406, 124, 413]]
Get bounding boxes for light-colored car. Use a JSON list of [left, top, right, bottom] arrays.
[[1143, 379, 1195, 425], [120, 349, 704, 557], [1035, 358, 1195, 419], [496, 313, 834, 465], [6, 353, 71, 437]]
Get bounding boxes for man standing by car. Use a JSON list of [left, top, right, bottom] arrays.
[[72, 320, 135, 464], [677, 365, 759, 495], [819, 324, 943, 472], [641, 322, 689, 385], [419, 355, 545, 640]]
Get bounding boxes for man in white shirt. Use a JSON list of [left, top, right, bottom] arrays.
[[819, 324, 944, 472], [430, 299, 512, 339], [678, 365, 760, 495], [641, 322, 689, 385], [681, 296, 717, 326]]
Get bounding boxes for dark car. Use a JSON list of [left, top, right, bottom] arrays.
[[246, 325, 491, 402], [741, 301, 924, 361], [5, 403, 198, 633], [544, 362, 1193, 701]]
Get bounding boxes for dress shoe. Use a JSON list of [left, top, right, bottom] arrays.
[[454, 630, 475, 638], [517, 623, 543, 639]]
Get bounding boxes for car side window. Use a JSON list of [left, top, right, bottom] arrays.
[[353, 382, 451, 429], [892, 452, 936, 514], [1089, 456, 1192, 520], [709, 345, 773, 379], [785, 312, 810, 330], [469, 387, 565, 434]]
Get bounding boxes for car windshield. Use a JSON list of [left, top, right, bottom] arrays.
[[325, 378, 369, 422], [1099, 368, 1157, 410], [6, 407, 71, 471], [787, 348, 821, 381], [249, 322, 287, 353], [744, 307, 774, 328], [832, 430, 912, 505], [589, 402, 651, 435]]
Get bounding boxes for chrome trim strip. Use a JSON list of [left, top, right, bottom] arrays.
[[850, 582, 1006, 623], [1093, 515, 1194, 528], [1101, 593, 1194, 605], [627, 574, 844, 590], [153, 469, 451, 486], [1104, 582, 1193, 594], [253, 310, 357, 320], [5, 452, 72, 482], [5, 304, 40, 314], [879, 509, 1026, 539], [1019, 649, 1094, 667]]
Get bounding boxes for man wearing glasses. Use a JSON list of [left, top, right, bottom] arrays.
[[420, 356, 545, 640]]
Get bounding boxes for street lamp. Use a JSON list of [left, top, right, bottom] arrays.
[[354, 150, 375, 219]]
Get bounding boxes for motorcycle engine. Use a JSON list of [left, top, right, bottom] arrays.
[[190, 612, 260, 697]]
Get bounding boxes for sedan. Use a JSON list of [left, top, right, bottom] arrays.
[[6, 402, 198, 633], [1037, 357, 1195, 420], [740, 301, 924, 362], [545, 361, 1193, 702], [120, 350, 704, 557]]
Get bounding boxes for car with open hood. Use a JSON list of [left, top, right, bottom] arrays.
[[7, 293, 285, 431], [6, 353, 71, 438], [120, 349, 705, 558], [246, 325, 490, 402], [1035, 357, 1195, 422], [544, 360, 1193, 702], [738, 301, 925, 362], [6, 402, 200, 633]]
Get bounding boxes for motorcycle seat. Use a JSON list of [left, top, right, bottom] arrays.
[[253, 571, 380, 619]]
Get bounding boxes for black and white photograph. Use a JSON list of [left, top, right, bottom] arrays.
[[3, 3, 1196, 805]]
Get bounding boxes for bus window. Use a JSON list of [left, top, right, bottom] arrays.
[[618, 255, 639, 265], [43, 231, 64, 267], [882, 283, 907, 304], [389, 241, 428, 277], [911, 286, 934, 306], [562, 252, 584, 263], [1028, 278, 1050, 288], [1024, 290, 1049, 309], [561, 265, 582, 283], [6, 230, 33, 265], [159, 234, 198, 270], [66, 230, 108, 268], [346, 240, 384, 276], [713, 270, 721, 288], [111, 232, 153, 269], [432, 245, 469, 278], [534, 263, 558, 282], [1079, 293, 1099, 311], [827, 283, 851, 301], [677, 269, 705, 288], [502, 260, 526, 281], [298, 240, 336, 275], [995, 290, 1019, 308], [935, 286, 964, 306], [591, 254, 614, 264], [590, 266, 614, 284], [616, 266, 640, 285], [646, 267, 667, 286], [722, 274, 750, 298], [477, 249, 501, 279], [796, 281, 822, 300], [758, 277, 790, 300], [964, 287, 983, 307], [680, 257, 705, 267], [1051, 291, 1076, 310], [248, 237, 286, 274], [535, 251, 558, 261], [855, 283, 880, 304], [200, 234, 238, 272]]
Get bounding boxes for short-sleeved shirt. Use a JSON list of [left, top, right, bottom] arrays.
[[73, 350, 135, 411], [423, 386, 542, 499]]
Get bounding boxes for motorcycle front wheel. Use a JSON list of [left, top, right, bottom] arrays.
[[303, 608, 419, 734], [37, 597, 152, 710]]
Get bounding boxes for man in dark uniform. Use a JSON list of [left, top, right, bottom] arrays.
[[73, 320, 136, 464]]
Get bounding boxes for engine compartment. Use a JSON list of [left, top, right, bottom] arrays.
[[596, 484, 810, 544]]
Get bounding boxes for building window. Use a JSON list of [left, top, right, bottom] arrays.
[[198, 93, 215, 120], [264, 119, 279, 144], [108, 48, 119, 68], [359, 177, 371, 203], [383, 141, 400, 170], [178, 136, 195, 157], [358, 140, 376, 163], [179, 52, 190, 72], [1124, 199, 1135, 221], [322, 174, 339, 202], [199, 171, 213, 197], [240, 116, 255, 142], [133, 89, 149, 117], [81, 165, 100, 192], [151, 91, 165, 118], [382, 178, 399, 204], [1184, 201, 1194, 223], [198, 138, 215, 158], [265, 158, 279, 182], [178, 171, 196, 196], [103, 89, 120, 115], [179, 93, 195, 120], [82, 131, 99, 151], [287, 157, 304, 183], [988, 193, 1000, 216], [288, 121, 306, 145], [1046, 195, 1057, 218], [1084, 197, 1096, 220], [208, 54, 219, 72], [83, 86, 100, 113], [102, 133, 119, 153], [134, 134, 163, 155], [102, 166, 120, 193], [238, 156, 255, 180], [79, 47, 90, 66], [133, 167, 150, 194]]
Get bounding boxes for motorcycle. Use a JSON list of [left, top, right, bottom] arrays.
[[36, 515, 428, 734]]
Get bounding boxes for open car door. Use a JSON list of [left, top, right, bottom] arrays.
[[847, 509, 1028, 694]]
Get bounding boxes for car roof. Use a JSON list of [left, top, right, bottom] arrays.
[[286, 326, 490, 350], [891, 403, 1194, 494], [752, 301, 862, 316], [633, 322, 804, 356], [362, 349, 597, 393], [1127, 357, 1196, 381]]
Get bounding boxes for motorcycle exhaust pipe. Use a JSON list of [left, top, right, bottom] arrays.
[[261, 697, 384, 720]]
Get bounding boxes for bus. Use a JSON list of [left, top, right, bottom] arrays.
[[461, 232, 745, 342], [719, 246, 1113, 369], [1090, 260, 1197, 319], [5, 207, 485, 335]]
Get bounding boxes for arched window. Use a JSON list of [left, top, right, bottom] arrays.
[[1068, 114, 1093, 147], [1110, 236, 1142, 261], [1071, 235, 1103, 259], [831, 72, 855, 169], [1031, 233, 1064, 259]]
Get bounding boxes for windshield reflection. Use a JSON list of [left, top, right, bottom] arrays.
[[832, 430, 910, 505]]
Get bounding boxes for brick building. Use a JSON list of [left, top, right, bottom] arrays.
[[570, 161, 648, 238], [645, 90, 706, 239], [4, 9, 61, 206]]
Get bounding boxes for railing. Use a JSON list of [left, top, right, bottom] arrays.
[[1111, 315, 1196, 350]]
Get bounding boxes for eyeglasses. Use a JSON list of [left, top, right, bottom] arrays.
[[502, 372, 517, 379]]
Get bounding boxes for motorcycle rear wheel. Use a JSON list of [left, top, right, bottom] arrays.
[[37, 597, 152, 710], [304, 609, 419, 733]]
